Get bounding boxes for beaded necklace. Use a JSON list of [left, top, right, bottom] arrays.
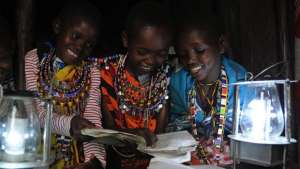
[[37, 48, 91, 116], [114, 54, 170, 127], [188, 65, 229, 164]]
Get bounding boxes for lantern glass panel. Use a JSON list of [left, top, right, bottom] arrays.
[[239, 82, 284, 141]]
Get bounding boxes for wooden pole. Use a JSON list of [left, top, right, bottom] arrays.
[[16, 0, 35, 90]]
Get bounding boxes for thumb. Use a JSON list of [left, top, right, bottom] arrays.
[[79, 118, 96, 128]]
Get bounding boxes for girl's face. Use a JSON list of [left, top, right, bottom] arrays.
[[123, 26, 171, 76], [55, 17, 98, 65], [177, 29, 222, 82]]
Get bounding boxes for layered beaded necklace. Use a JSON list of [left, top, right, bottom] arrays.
[[37, 48, 91, 116], [188, 65, 229, 164], [114, 54, 170, 126]]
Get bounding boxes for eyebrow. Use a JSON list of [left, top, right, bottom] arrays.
[[136, 47, 168, 53]]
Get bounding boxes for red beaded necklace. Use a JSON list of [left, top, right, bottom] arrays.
[[114, 54, 170, 122]]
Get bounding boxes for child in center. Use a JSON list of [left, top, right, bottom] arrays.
[[100, 1, 173, 146]]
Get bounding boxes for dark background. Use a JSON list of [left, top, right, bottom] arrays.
[[0, 0, 294, 74]]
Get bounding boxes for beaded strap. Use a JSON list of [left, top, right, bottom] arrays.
[[188, 65, 229, 165]]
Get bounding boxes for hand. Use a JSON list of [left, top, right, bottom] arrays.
[[64, 162, 91, 169], [64, 157, 103, 169], [70, 115, 95, 142], [132, 128, 157, 146]]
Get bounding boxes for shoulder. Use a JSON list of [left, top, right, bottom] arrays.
[[25, 49, 39, 90], [25, 49, 38, 61], [170, 67, 193, 90], [99, 54, 122, 86], [222, 56, 247, 82], [171, 67, 191, 81], [25, 49, 39, 73]]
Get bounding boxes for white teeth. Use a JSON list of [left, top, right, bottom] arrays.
[[67, 49, 78, 58], [191, 64, 204, 72], [141, 66, 151, 70]]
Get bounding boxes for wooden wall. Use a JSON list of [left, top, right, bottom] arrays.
[[223, 0, 294, 77]]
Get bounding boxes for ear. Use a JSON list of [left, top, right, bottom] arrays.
[[121, 31, 129, 48], [218, 35, 226, 54], [52, 18, 62, 35]]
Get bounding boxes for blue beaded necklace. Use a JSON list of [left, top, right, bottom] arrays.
[[37, 48, 91, 116]]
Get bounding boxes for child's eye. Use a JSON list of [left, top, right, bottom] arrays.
[[137, 49, 147, 56], [86, 42, 94, 49], [157, 50, 168, 58], [194, 47, 206, 54], [71, 32, 81, 40], [178, 51, 186, 58]]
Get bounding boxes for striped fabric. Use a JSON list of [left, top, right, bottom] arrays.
[[24, 49, 106, 167], [100, 61, 157, 132]]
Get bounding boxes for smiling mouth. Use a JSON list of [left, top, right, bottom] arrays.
[[190, 64, 204, 73], [140, 65, 153, 71], [67, 49, 78, 59]]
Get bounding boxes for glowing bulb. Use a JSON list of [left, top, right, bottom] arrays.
[[4, 118, 28, 156], [239, 84, 284, 141], [5, 130, 25, 155]]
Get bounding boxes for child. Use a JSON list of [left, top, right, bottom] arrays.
[[169, 14, 247, 166], [25, 1, 104, 168], [100, 1, 172, 146], [0, 17, 15, 91]]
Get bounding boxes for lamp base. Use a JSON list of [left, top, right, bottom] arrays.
[[228, 134, 297, 145], [234, 142, 284, 167]]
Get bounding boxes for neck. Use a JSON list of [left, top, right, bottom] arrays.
[[201, 56, 221, 84], [125, 61, 139, 79], [125, 59, 155, 81]]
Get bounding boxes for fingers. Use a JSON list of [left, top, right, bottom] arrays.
[[80, 118, 96, 128], [142, 128, 157, 146], [79, 135, 95, 142], [71, 116, 97, 142], [63, 165, 76, 169]]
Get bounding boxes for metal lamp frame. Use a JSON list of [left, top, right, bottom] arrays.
[[228, 79, 297, 169]]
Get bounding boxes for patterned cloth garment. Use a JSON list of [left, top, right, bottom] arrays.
[[25, 47, 106, 168]]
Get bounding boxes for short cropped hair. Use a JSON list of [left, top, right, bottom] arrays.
[[177, 12, 223, 46], [125, 0, 172, 40], [57, 0, 102, 31]]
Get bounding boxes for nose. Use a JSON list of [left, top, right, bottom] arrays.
[[74, 40, 85, 53], [143, 54, 155, 66], [186, 50, 199, 65]]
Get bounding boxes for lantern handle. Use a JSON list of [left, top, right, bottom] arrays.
[[250, 61, 287, 80]]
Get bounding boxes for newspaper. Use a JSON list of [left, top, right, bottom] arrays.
[[81, 128, 146, 149], [144, 130, 198, 163]]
